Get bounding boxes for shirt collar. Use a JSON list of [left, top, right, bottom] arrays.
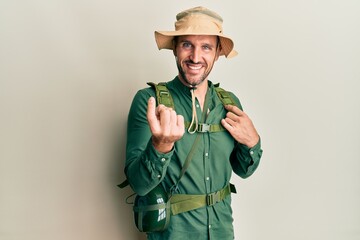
[[170, 76, 216, 97], [167, 76, 218, 112]]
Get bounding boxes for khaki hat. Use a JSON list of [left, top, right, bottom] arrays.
[[155, 6, 238, 58]]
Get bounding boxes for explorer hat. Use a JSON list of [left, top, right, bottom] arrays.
[[155, 6, 238, 58]]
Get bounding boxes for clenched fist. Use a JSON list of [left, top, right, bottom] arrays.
[[147, 97, 185, 153]]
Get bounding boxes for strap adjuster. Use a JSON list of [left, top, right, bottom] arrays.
[[159, 90, 169, 97], [206, 191, 221, 206]]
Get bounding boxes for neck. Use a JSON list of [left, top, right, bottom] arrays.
[[192, 82, 208, 111], [177, 75, 208, 109], [194, 82, 208, 97]]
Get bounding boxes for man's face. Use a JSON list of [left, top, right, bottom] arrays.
[[174, 35, 220, 88]]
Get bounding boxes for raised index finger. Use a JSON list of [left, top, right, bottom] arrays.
[[147, 97, 159, 127]]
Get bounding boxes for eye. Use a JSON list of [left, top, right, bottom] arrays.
[[182, 42, 192, 49], [202, 45, 212, 51]]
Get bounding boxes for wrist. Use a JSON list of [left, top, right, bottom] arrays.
[[152, 137, 174, 153], [244, 135, 260, 148]]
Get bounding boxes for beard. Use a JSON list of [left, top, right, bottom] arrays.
[[176, 59, 211, 88]]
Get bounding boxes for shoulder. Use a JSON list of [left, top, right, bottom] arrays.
[[132, 85, 156, 101], [211, 83, 243, 110], [129, 86, 156, 115]]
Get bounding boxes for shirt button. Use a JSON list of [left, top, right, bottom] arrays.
[[161, 158, 166, 162], [208, 224, 212, 229], [157, 175, 161, 178], [205, 152, 208, 157], [206, 177, 210, 181], [196, 104, 200, 108], [250, 150, 254, 155]]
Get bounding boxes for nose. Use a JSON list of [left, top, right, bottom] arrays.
[[190, 47, 201, 63]]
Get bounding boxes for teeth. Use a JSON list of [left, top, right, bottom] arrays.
[[188, 65, 202, 70]]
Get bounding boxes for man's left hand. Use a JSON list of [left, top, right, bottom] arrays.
[[221, 105, 260, 148]]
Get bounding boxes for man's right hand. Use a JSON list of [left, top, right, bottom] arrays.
[[147, 97, 185, 153]]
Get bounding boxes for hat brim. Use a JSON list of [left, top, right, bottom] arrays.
[[155, 31, 238, 58]]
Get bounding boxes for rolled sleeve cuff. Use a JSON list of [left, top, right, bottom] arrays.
[[236, 137, 263, 164], [148, 141, 174, 163]]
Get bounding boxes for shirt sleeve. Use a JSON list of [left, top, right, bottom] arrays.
[[124, 89, 174, 196], [227, 91, 263, 178], [230, 139, 263, 178]]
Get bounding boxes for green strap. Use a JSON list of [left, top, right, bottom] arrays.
[[173, 133, 201, 192], [170, 89, 211, 194], [185, 122, 226, 133], [170, 184, 236, 215], [215, 86, 237, 106], [133, 200, 171, 212], [147, 82, 175, 109]]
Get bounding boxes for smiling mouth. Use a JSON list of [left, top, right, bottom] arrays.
[[185, 60, 204, 71], [187, 64, 202, 70]]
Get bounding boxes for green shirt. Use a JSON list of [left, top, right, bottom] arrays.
[[125, 77, 263, 240]]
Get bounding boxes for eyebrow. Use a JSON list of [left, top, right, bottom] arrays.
[[179, 39, 216, 48]]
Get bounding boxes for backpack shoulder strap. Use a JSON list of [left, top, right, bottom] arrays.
[[214, 83, 237, 107], [147, 82, 175, 110]]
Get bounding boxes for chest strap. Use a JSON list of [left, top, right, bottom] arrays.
[[170, 184, 237, 215], [185, 122, 225, 133]]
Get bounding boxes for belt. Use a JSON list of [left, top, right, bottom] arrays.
[[170, 184, 236, 215]]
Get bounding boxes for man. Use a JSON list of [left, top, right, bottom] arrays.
[[125, 6, 263, 240]]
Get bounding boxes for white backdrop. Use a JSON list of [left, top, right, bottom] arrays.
[[1, 1, 359, 240]]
